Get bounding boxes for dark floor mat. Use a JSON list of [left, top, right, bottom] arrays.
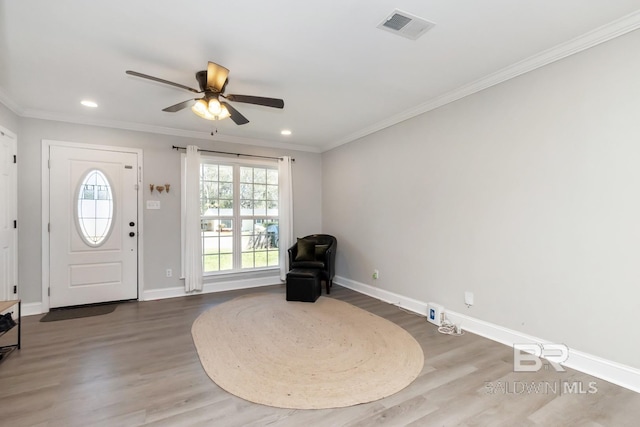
[[40, 303, 117, 322]]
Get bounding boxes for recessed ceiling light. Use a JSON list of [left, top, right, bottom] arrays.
[[281, 130, 292, 136], [81, 100, 98, 108]]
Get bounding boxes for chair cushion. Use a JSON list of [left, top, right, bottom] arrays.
[[295, 238, 316, 261], [291, 261, 325, 269], [315, 244, 329, 259], [287, 268, 321, 278]]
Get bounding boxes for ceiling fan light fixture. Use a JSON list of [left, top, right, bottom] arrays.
[[192, 99, 215, 120], [128, 60, 283, 126], [192, 99, 208, 115], [208, 98, 222, 115], [192, 98, 230, 121], [216, 105, 231, 120]]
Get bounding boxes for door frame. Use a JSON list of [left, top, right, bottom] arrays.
[[41, 140, 144, 312], [1, 125, 18, 301]]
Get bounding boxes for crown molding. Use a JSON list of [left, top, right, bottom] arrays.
[[322, 10, 640, 152], [20, 109, 322, 153], [0, 88, 24, 116]]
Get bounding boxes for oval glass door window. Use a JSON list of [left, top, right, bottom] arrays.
[[76, 169, 115, 246]]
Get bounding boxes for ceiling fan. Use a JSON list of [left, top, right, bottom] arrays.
[[125, 61, 284, 125]]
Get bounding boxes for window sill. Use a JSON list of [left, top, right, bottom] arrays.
[[203, 266, 279, 277], [178, 267, 280, 281]]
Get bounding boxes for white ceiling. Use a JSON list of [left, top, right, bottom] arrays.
[[1, 1, 639, 152]]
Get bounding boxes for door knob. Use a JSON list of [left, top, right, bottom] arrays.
[[129, 232, 135, 237], [129, 222, 135, 227]]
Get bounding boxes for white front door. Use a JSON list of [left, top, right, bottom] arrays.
[[49, 145, 138, 308], [0, 128, 17, 301]]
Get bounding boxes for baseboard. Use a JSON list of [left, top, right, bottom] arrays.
[[142, 275, 282, 301], [335, 276, 430, 315], [20, 276, 282, 313], [141, 286, 187, 301], [443, 310, 640, 394], [334, 275, 640, 394], [22, 302, 44, 317]]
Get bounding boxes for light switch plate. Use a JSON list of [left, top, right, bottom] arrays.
[[146, 200, 161, 209]]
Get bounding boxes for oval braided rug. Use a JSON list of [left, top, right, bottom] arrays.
[[191, 293, 424, 409]]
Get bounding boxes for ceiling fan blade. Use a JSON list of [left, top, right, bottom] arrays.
[[126, 70, 201, 93], [207, 62, 230, 93], [221, 101, 249, 125], [224, 94, 284, 109], [163, 99, 197, 112]]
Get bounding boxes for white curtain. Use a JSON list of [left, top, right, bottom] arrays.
[[278, 156, 294, 281], [184, 145, 203, 292]]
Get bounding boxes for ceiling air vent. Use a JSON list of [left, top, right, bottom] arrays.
[[377, 9, 435, 40]]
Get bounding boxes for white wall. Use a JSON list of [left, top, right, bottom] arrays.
[[0, 102, 19, 132], [322, 29, 640, 369], [15, 118, 322, 304]]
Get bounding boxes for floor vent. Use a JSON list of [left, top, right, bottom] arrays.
[[377, 9, 435, 40]]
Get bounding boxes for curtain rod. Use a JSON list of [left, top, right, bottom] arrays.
[[172, 145, 294, 162]]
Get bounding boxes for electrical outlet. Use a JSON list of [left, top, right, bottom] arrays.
[[372, 269, 379, 280], [166, 268, 172, 278], [465, 291, 474, 307]]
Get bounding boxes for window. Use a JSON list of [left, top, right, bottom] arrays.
[[75, 169, 114, 246], [199, 159, 279, 273]]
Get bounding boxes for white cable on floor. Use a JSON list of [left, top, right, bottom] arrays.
[[391, 301, 464, 336], [437, 318, 465, 336]]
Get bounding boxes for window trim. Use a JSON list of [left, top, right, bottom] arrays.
[[181, 154, 280, 278]]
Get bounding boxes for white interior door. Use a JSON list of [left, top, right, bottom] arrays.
[[49, 145, 138, 308], [0, 129, 17, 301]]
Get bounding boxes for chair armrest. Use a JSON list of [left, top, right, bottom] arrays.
[[323, 244, 337, 280], [288, 243, 298, 269]]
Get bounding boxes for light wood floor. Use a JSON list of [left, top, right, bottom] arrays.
[[0, 285, 638, 426]]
